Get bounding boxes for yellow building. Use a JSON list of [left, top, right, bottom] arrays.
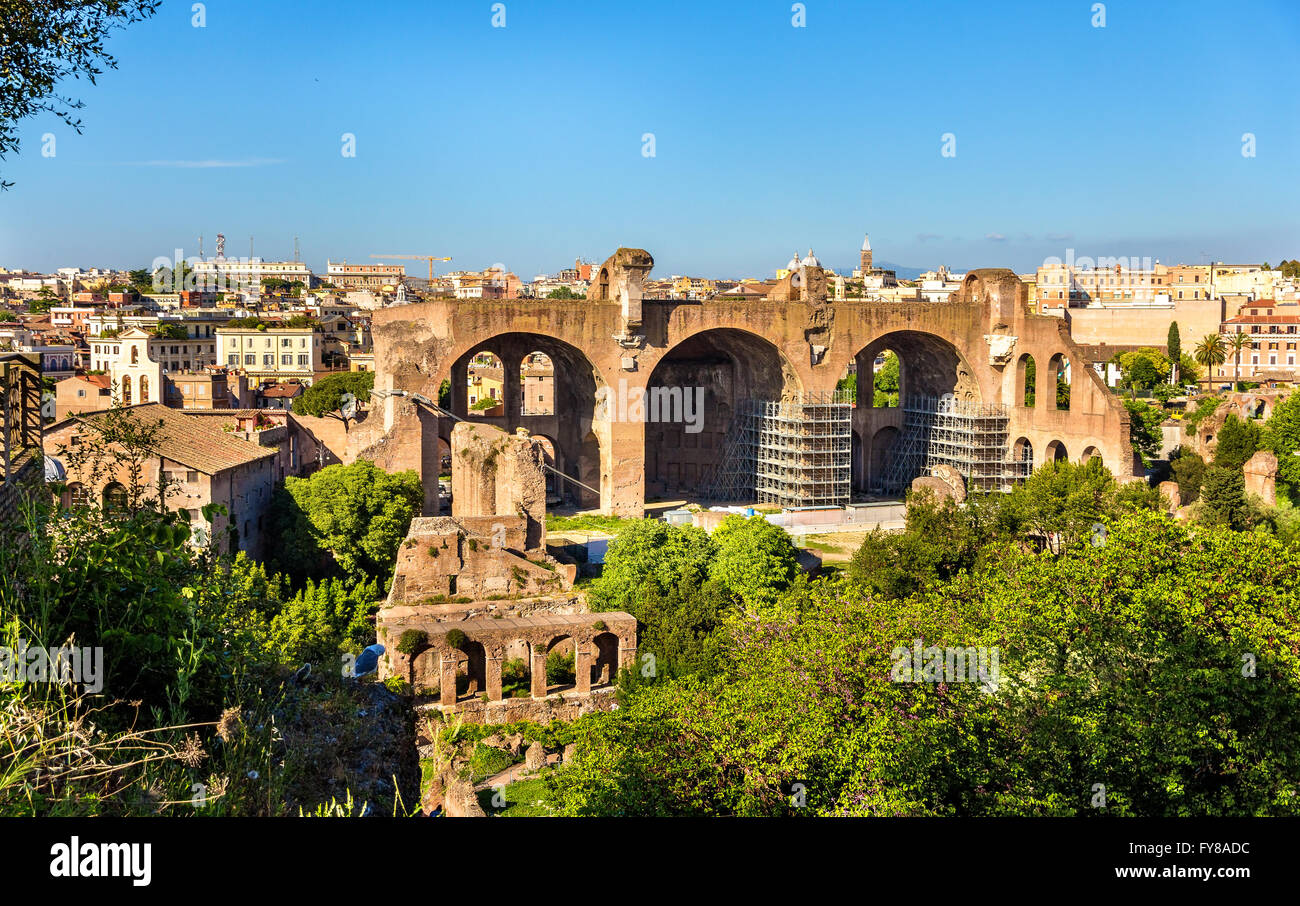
[[217, 324, 323, 388]]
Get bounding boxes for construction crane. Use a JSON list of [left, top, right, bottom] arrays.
[[369, 253, 452, 284]]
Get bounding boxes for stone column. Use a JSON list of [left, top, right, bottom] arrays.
[[418, 405, 441, 515], [574, 643, 592, 694], [440, 651, 458, 707], [486, 649, 504, 701], [530, 645, 548, 699], [503, 355, 522, 427], [618, 633, 638, 671], [604, 414, 645, 516]]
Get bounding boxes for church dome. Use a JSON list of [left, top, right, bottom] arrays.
[[787, 251, 801, 271], [801, 248, 821, 268]]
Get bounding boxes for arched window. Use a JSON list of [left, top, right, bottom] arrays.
[[130, 346, 139, 364], [121, 375, 132, 405], [67, 482, 91, 509], [102, 482, 128, 511], [139, 375, 149, 403]]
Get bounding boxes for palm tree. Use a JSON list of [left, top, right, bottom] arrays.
[[1194, 334, 1227, 391], [1226, 331, 1251, 391]]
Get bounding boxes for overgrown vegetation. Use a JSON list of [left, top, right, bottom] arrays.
[[1, 408, 414, 816]]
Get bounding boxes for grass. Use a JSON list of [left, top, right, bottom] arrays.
[[545, 513, 634, 534], [476, 772, 557, 816], [465, 743, 517, 784]]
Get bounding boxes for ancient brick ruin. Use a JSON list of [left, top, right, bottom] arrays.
[[378, 421, 636, 723]]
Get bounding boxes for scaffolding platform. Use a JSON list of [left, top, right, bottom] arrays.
[[878, 394, 1029, 495], [703, 390, 852, 508]]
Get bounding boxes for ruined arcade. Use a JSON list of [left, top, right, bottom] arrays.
[[365, 243, 1137, 515]]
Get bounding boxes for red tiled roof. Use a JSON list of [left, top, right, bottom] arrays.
[[52, 403, 275, 474]]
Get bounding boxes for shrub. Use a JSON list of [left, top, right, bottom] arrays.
[[396, 629, 428, 656], [445, 628, 468, 650]]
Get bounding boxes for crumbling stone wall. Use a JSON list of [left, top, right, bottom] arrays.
[[451, 422, 547, 551], [385, 515, 569, 605]]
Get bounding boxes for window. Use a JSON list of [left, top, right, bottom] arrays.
[[187, 471, 198, 483], [297, 354, 308, 366], [245, 354, 255, 365], [67, 482, 91, 508], [102, 482, 128, 510], [281, 354, 293, 365], [264, 354, 274, 366], [281, 338, 292, 347], [228, 354, 238, 365]]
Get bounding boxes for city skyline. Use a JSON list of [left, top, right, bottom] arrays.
[[1, 0, 1298, 276]]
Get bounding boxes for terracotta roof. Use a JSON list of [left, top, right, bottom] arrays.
[[1225, 314, 1300, 323], [260, 384, 302, 398], [54, 403, 275, 474]]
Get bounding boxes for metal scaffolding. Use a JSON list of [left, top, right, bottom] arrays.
[[703, 390, 852, 507], [878, 394, 1029, 495]]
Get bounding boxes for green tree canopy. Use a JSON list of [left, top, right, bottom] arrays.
[[549, 513, 1300, 816], [292, 371, 374, 428], [1213, 414, 1261, 472], [0, 1, 159, 189], [707, 514, 799, 610], [268, 459, 422, 584], [1123, 398, 1165, 465]]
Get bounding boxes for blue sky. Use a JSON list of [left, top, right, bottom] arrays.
[[1, 0, 1297, 278]]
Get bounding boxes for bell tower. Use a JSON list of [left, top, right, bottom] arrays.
[[860, 233, 873, 272]]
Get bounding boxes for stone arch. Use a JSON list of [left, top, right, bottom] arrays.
[[532, 433, 560, 501], [448, 333, 608, 508], [102, 481, 128, 510], [855, 330, 981, 405], [596, 267, 610, 300], [465, 350, 505, 415], [1016, 354, 1036, 408], [1045, 439, 1068, 463], [1012, 437, 1034, 472], [520, 350, 554, 416], [1048, 353, 1070, 411], [411, 647, 441, 692], [1080, 445, 1101, 463], [592, 631, 619, 687], [501, 639, 532, 698], [545, 634, 576, 691], [454, 640, 487, 700], [866, 348, 901, 408], [643, 327, 804, 500]]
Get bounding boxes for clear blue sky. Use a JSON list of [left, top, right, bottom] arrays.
[[1, 0, 1297, 278]]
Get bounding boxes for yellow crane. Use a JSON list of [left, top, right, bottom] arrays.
[[369, 253, 452, 284]]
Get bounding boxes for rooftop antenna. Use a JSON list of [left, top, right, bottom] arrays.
[[199, 233, 204, 259], [294, 236, 300, 263]]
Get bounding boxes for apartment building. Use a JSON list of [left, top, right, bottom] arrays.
[[325, 262, 404, 291], [217, 323, 323, 387], [1217, 301, 1300, 384], [191, 257, 313, 291]]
